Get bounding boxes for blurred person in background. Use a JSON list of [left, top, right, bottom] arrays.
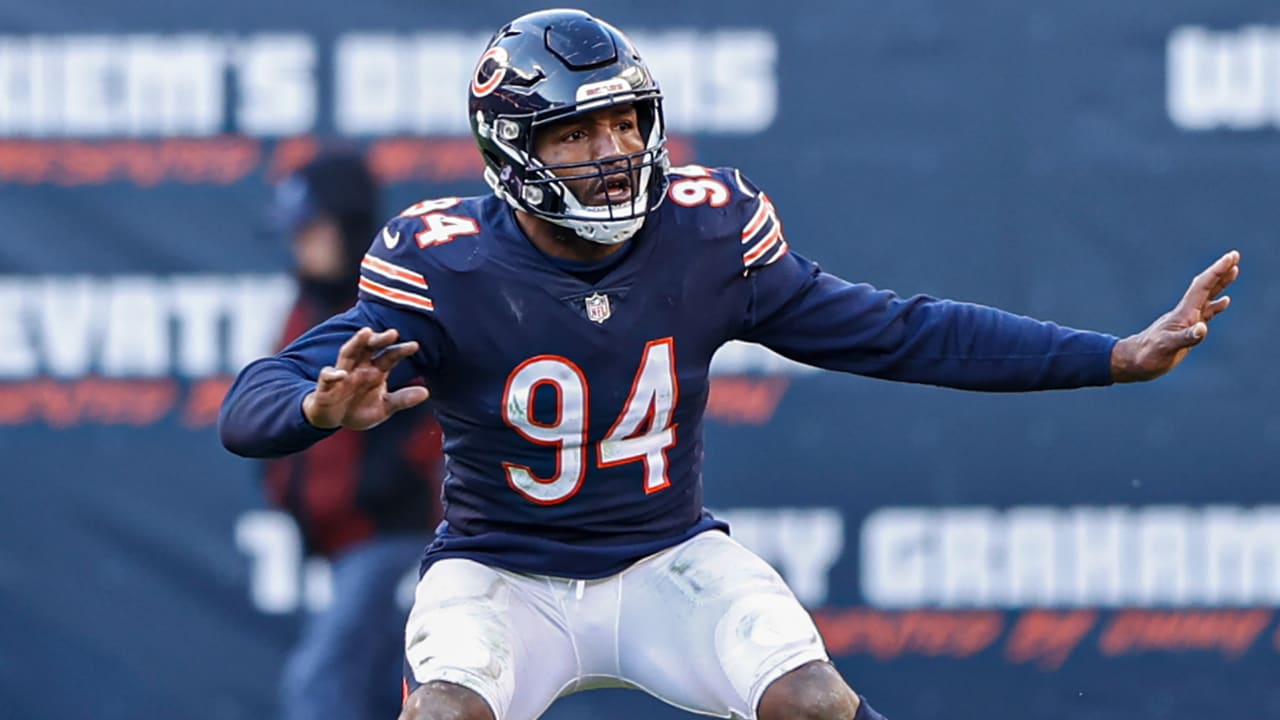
[[264, 149, 445, 720]]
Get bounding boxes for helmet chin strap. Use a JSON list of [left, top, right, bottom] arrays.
[[486, 165, 652, 245], [545, 158, 657, 245], [553, 213, 646, 245], [485, 166, 647, 245]]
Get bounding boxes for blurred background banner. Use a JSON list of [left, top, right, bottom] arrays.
[[1, 1, 1277, 719]]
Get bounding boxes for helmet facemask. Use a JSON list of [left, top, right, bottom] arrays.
[[481, 92, 670, 245]]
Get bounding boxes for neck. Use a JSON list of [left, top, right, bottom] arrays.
[[515, 210, 627, 263]]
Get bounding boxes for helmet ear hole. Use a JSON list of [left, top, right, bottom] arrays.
[[495, 119, 522, 142]]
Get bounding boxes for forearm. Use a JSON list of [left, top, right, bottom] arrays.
[[746, 262, 1118, 391], [218, 357, 335, 458], [859, 298, 1119, 391]]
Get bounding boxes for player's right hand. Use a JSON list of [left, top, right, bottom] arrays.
[[302, 327, 429, 430]]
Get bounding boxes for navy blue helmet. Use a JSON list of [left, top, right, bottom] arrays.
[[468, 9, 670, 244]]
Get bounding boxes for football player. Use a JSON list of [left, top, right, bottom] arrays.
[[220, 9, 1240, 720]]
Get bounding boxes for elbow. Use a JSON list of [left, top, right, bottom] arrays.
[[217, 372, 279, 458], [218, 399, 263, 458], [218, 423, 253, 458], [216, 358, 323, 459]]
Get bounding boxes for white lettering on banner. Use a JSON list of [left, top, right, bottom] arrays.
[[716, 507, 845, 606], [35, 276, 97, 377], [0, 283, 36, 376], [102, 277, 169, 376], [119, 35, 227, 137], [0, 34, 316, 137], [335, 34, 402, 136], [862, 506, 1280, 608], [0, 30, 777, 137], [0, 35, 228, 137], [235, 510, 412, 614], [1, 275, 806, 381], [410, 35, 485, 134], [1070, 507, 1125, 606], [234, 34, 317, 136], [1167, 25, 1280, 131], [237, 507, 843, 613], [226, 275, 298, 372], [632, 30, 777, 134], [333, 30, 778, 135], [236, 510, 304, 613], [170, 276, 234, 377], [0, 274, 294, 379], [335, 33, 486, 135]]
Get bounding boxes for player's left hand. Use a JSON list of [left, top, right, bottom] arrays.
[[1110, 249, 1240, 383]]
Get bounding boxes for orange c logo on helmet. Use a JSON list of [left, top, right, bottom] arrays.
[[472, 47, 509, 98]]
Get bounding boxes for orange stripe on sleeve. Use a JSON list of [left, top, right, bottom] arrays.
[[361, 254, 429, 291], [358, 276, 435, 312]]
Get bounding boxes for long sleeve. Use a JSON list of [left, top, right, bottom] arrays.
[[739, 251, 1117, 391], [219, 299, 446, 458]]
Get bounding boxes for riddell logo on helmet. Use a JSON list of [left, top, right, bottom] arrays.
[[576, 78, 631, 102]]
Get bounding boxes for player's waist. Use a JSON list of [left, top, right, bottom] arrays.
[[443, 510, 699, 546], [426, 510, 728, 579]]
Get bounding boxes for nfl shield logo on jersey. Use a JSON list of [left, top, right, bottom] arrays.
[[585, 293, 612, 323]]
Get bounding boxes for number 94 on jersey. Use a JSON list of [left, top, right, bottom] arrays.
[[501, 338, 678, 505]]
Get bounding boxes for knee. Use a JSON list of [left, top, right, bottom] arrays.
[[399, 681, 494, 720], [757, 660, 859, 720]]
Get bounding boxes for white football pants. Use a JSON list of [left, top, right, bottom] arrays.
[[404, 530, 829, 720]]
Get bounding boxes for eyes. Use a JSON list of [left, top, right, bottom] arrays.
[[558, 118, 637, 144]]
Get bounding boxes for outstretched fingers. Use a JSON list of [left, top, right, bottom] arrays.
[[1182, 250, 1241, 313], [336, 327, 401, 371], [385, 385, 430, 413], [1203, 294, 1231, 321], [1180, 321, 1208, 346], [335, 327, 372, 371], [1209, 262, 1240, 300], [366, 328, 402, 352], [316, 366, 349, 392], [372, 341, 420, 373]]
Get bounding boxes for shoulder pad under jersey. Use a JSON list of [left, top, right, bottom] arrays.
[[356, 195, 489, 316], [665, 165, 789, 272]]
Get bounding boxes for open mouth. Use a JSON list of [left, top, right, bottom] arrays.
[[590, 173, 634, 205]]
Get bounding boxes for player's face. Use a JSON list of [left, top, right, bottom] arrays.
[[533, 104, 645, 207]]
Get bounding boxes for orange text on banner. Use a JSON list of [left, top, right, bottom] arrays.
[[1004, 610, 1097, 671], [813, 609, 1004, 660], [0, 379, 178, 427], [1099, 609, 1272, 658]]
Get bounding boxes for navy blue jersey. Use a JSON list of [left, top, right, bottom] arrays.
[[220, 166, 1118, 578]]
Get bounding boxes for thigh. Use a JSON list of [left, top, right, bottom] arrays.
[[403, 559, 577, 720], [616, 531, 829, 719]]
